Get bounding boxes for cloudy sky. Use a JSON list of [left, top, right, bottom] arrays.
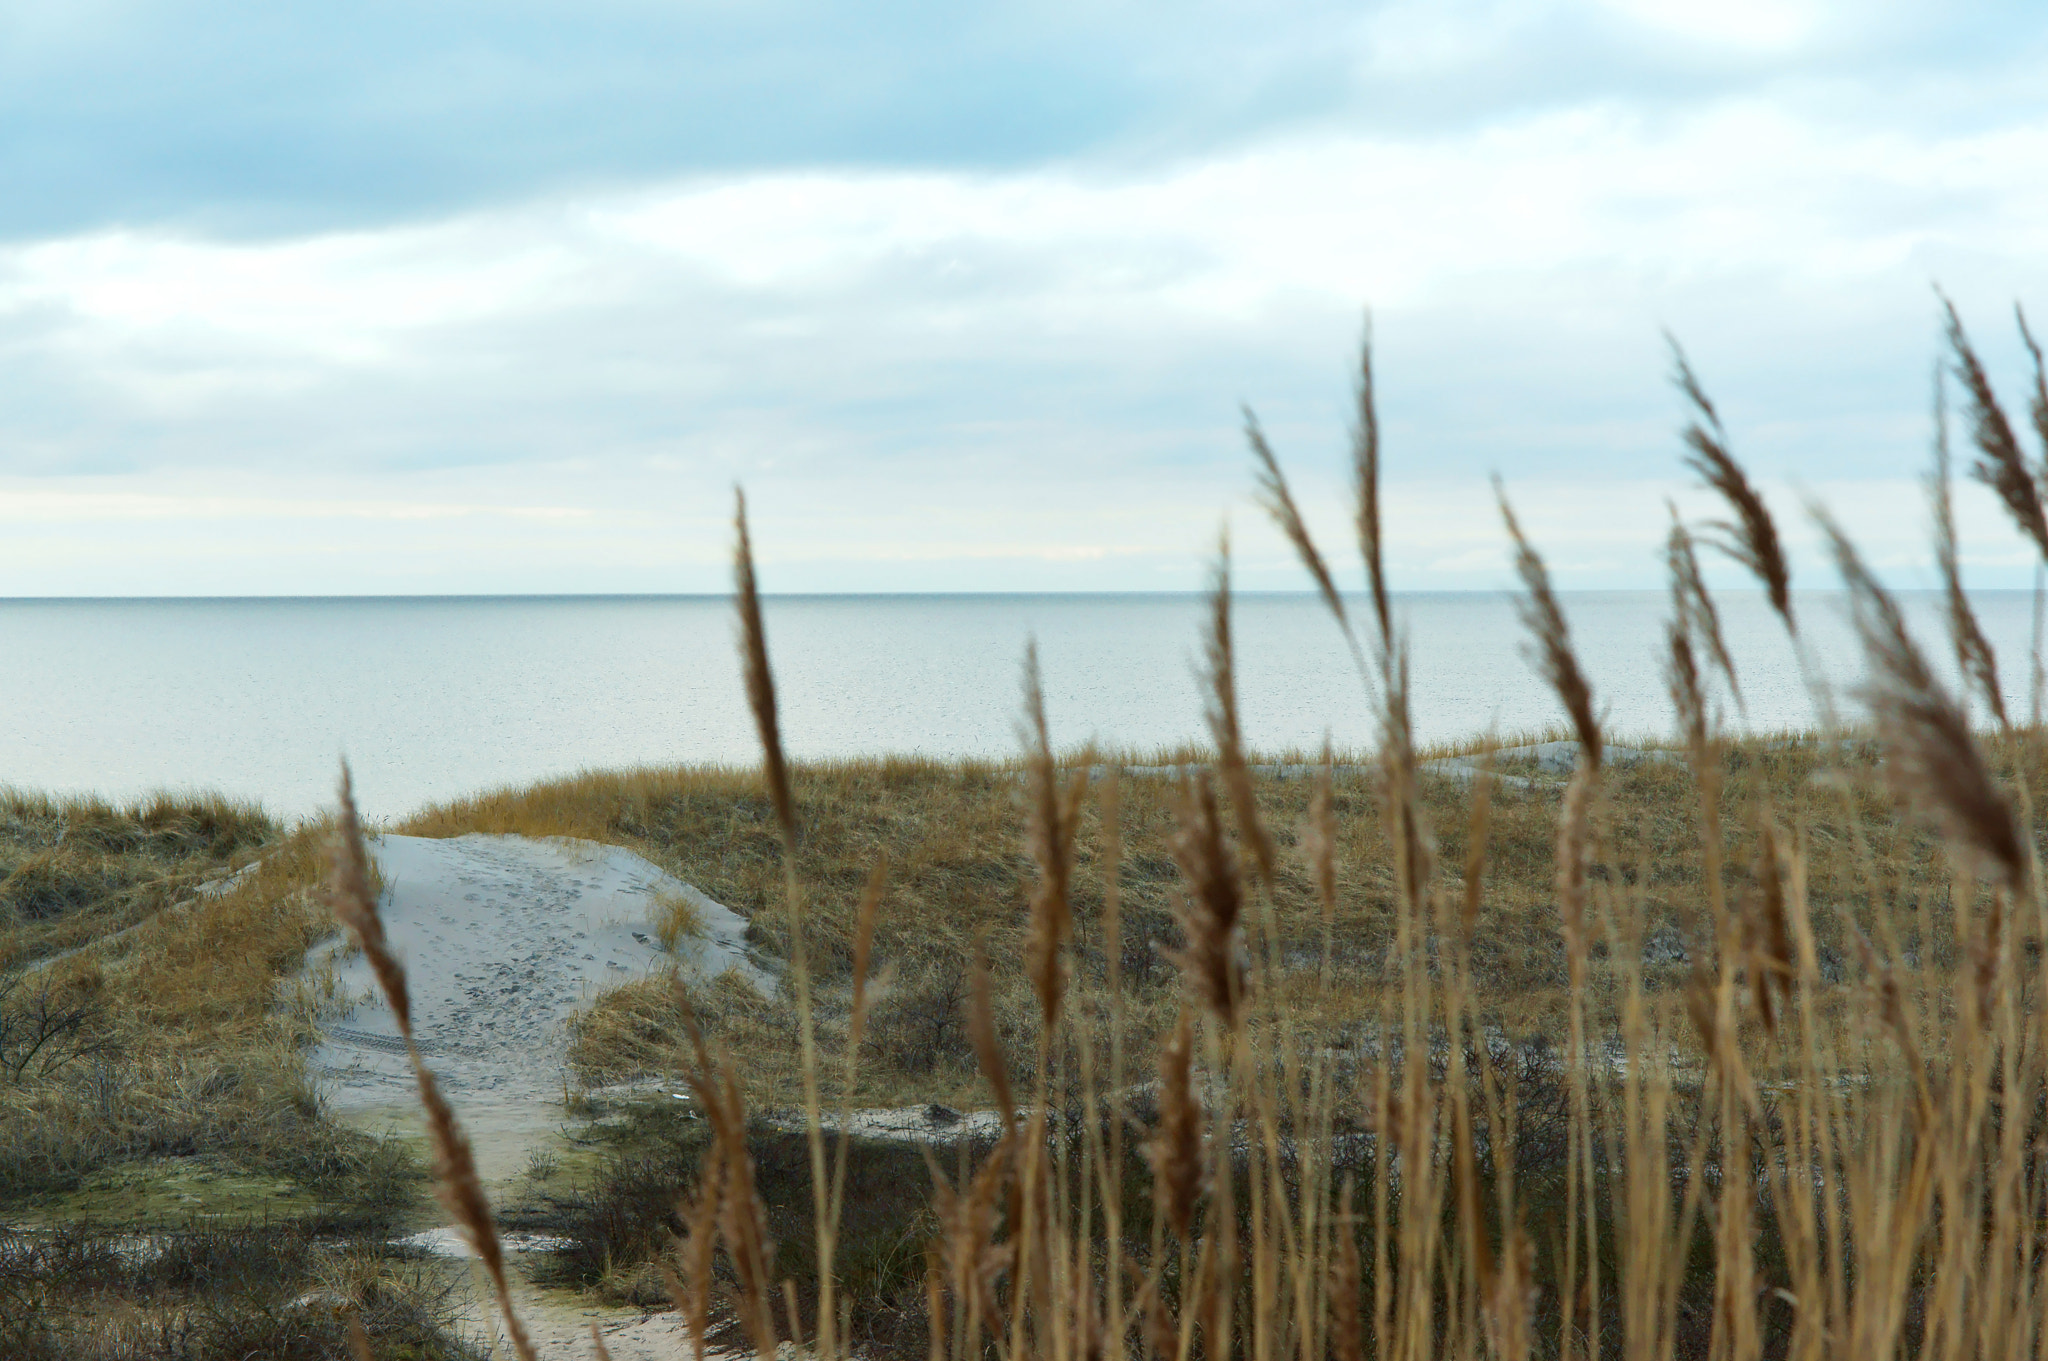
[[2, 0, 2045, 595]]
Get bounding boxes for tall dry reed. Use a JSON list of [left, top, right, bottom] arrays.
[[325, 766, 539, 1361], [1669, 338, 1794, 637], [1931, 369, 2009, 730], [340, 302, 2048, 1361]]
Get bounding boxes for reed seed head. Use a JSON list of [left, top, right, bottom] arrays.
[[2019, 302, 2048, 462], [1820, 507, 2028, 894], [713, 1101, 779, 1350], [675, 980, 780, 1356], [665, 1168, 719, 1361], [1246, 407, 1350, 638], [1168, 771, 1249, 1024], [1497, 482, 1603, 771], [1744, 821, 1794, 1038], [1682, 971, 1755, 1097], [1021, 641, 1085, 1028], [1931, 368, 2009, 728], [968, 938, 1017, 1130], [1666, 616, 1708, 759], [325, 764, 536, 1361], [1665, 508, 1741, 712], [326, 763, 408, 1038], [1351, 314, 1392, 653], [1944, 295, 2048, 564], [1145, 1010, 1207, 1240], [416, 1061, 539, 1361], [1669, 338, 1795, 633], [931, 1139, 1015, 1331], [733, 487, 797, 841], [1201, 539, 1277, 886]]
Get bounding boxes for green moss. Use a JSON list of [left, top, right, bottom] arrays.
[[9, 1154, 329, 1227]]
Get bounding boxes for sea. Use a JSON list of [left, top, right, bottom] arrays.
[[0, 591, 2036, 822]]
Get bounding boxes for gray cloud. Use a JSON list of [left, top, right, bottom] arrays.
[[4, 1, 2044, 238]]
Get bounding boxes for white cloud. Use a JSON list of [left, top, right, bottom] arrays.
[[0, 485, 593, 523], [1592, 0, 1828, 52], [0, 38, 2044, 593]]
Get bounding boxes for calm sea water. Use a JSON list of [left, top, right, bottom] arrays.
[[0, 592, 2034, 821]]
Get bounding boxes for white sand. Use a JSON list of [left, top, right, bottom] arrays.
[[761, 1104, 1007, 1145], [308, 832, 769, 1178], [1419, 740, 1682, 789]]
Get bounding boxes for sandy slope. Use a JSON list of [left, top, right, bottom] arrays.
[[307, 832, 776, 1356], [309, 832, 767, 1178]]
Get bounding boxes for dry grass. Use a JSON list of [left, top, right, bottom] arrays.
[[416, 732, 1990, 1112], [0, 803, 461, 1355], [0, 817, 406, 1199], [0, 789, 274, 971]]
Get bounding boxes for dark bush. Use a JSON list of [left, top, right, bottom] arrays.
[[866, 973, 972, 1074], [0, 974, 114, 1082]]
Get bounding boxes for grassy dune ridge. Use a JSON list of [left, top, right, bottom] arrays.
[[386, 732, 1966, 1110]]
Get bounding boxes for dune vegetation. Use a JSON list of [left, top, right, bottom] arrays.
[[402, 729, 1978, 1114], [9, 303, 2048, 1359], [0, 801, 476, 1357]]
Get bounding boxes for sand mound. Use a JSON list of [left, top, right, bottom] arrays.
[[308, 832, 768, 1176]]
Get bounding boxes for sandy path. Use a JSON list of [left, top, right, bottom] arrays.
[[494, 1285, 700, 1361], [307, 832, 770, 1357], [409, 1227, 703, 1360], [404, 1226, 715, 1360], [310, 832, 765, 1179]]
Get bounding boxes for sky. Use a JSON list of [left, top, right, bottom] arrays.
[[1, 0, 2046, 595]]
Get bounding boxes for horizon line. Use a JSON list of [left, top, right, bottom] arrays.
[[0, 586, 2003, 604]]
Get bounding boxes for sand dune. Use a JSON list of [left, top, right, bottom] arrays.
[[308, 832, 767, 1178]]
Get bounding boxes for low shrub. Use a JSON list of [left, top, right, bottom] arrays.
[[0, 1222, 479, 1361]]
